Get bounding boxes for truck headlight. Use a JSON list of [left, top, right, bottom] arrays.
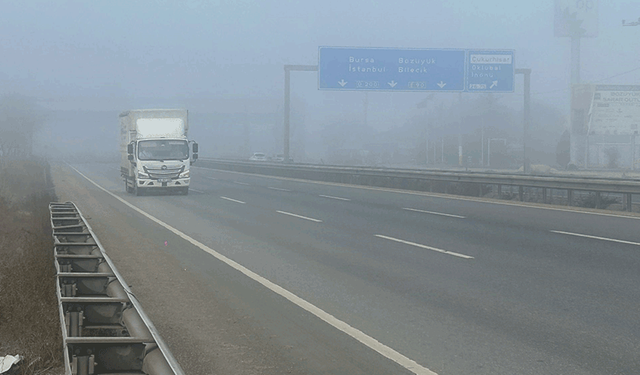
[[138, 172, 149, 179], [179, 171, 190, 178]]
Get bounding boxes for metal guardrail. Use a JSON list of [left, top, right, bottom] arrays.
[[50, 202, 185, 375], [197, 158, 640, 211]]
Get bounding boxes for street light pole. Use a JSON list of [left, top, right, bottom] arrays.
[[515, 69, 531, 173], [283, 65, 318, 163], [622, 17, 639, 169], [416, 94, 435, 166], [481, 122, 484, 167]]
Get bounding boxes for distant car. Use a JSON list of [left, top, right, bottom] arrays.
[[273, 154, 293, 163], [249, 152, 267, 161]]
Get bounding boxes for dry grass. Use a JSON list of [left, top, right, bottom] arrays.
[[0, 159, 64, 375]]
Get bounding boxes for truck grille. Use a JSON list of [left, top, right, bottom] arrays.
[[143, 165, 184, 179]]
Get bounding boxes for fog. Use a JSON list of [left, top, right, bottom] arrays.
[[1, 1, 639, 167]]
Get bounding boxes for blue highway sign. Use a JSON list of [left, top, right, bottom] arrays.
[[466, 50, 515, 92], [319, 47, 466, 92], [318, 47, 515, 93]]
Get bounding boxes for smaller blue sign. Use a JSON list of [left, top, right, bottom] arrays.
[[466, 50, 515, 92]]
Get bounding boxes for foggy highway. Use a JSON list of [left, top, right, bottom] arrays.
[[4, 1, 640, 374], [51, 162, 640, 375]]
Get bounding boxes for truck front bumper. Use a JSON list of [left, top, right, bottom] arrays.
[[137, 178, 190, 189]]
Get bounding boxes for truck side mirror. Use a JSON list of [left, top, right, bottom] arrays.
[[127, 143, 134, 154], [193, 153, 198, 160], [192, 142, 199, 153], [128, 154, 134, 161]]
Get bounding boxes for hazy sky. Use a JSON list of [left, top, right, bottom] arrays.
[[1, 0, 639, 120]]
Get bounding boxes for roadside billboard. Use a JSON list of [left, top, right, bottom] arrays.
[[589, 85, 640, 135]]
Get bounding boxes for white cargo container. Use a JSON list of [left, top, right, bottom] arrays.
[[120, 109, 198, 195]]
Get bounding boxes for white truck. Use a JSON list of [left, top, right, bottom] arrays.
[[120, 109, 198, 195]]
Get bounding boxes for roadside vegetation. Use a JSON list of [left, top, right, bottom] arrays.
[[0, 157, 63, 373]]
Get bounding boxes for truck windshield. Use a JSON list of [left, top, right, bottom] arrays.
[[138, 140, 188, 161]]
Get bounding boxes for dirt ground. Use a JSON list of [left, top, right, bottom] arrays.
[[0, 160, 63, 375]]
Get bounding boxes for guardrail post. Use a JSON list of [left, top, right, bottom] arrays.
[[497, 184, 502, 199], [595, 192, 601, 209], [568, 190, 573, 206], [542, 188, 547, 203], [72, 352, 95, 375], [518, 186, 524, 201], [626, 193, 633, 211]]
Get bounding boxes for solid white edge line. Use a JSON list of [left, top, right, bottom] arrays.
[[403, 207, 465, 219], [192, 167, 640, 221], [234, 181, 250, 185], [375, 234, 474, 259], [276, 210, 323, 223], [220, 196, 246, 204], [550, 230, 640, 246], [268, 186, 291, 192], [68, 165, 437, 375], [190, 188, 204, 193], [319, 194, 351, 201]]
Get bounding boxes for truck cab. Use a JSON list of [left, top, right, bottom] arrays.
[[126, 139, 198, 195], [120, 109, 198, 196]]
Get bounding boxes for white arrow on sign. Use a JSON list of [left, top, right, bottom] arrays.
[[338, 79, 347, 87], [490, 81, 498, 89], [388, 80, 397, 88], [437, 81, 447, 88]]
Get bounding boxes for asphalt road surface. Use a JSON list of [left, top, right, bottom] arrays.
[[51, 162, 640, 375]]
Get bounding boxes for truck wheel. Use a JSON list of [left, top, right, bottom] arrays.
[[183, 187, 189, 195], [135, 185, 143, 196]]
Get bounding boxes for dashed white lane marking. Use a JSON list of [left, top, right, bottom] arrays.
[[70, 165, 438, 375], [220, 196, 246, 204], [276, 210, 323, 223], [190, 189, 204, 193], [550, 230, 640, 246], [192, 167, 640, 221], [268, 186, 291, 192], [234, 181, 250, 185], [403, 207, 465, 219], [319, 194, 351, 201], [375, 234, 474, 259]]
